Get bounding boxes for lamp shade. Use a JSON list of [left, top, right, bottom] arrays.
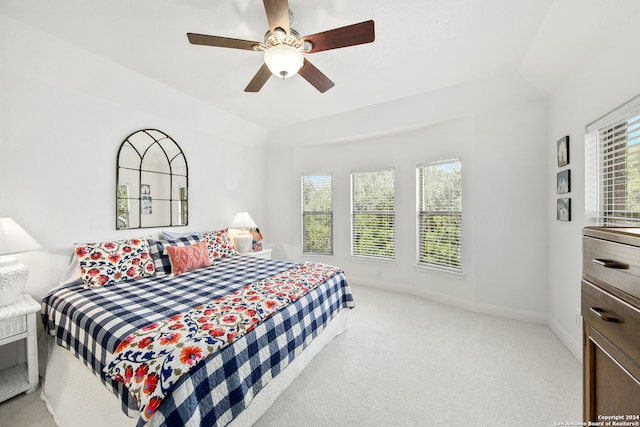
[[0, 217, 40, 256], [229, 211, 257, 230], [264, 45, 304, 79]]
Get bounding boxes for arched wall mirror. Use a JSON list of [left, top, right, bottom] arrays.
[[116, 129, 188, 230]]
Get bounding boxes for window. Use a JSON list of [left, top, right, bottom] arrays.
[[117, 184, 130, 229], [593, 109, 640, 224], [417, 159, 462, 272], [179, 186, 188, 226], [351, 169, 395, 259], [301, 174, 333, 254]]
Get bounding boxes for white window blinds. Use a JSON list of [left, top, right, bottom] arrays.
[[301, 174, 333, 254], [351, 169, 395, 259], [417, 159, 462, 272], [596, 109, 640, 225]]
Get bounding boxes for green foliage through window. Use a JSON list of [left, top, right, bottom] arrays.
[[302, 175, 333, 254], [417, 160, 462, 271], [600, 112, 640, 224], [351, 169, 395, 259], [117, 184, 129, 229]]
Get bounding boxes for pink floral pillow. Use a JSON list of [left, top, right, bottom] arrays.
[[165, 241, 211, 275], [75, 238, 156, 288], [200, 229, 238, 262]]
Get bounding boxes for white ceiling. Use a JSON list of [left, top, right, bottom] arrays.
[[2, 0, 638, 132]]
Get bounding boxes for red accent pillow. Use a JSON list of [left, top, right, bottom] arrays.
[[165, 241, 212, 275]]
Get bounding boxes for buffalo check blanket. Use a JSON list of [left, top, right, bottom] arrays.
[[42, 255, 354, 426]]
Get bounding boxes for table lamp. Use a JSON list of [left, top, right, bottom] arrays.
[[0, 217, 40, 306], [229, 211, 257, 253]]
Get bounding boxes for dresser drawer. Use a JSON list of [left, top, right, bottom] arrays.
[[583, 236, 640, 300], [582, 280, 640, 363], [0, 315, 27, 340]]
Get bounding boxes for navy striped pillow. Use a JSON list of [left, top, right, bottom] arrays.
[[149, 235, 202, 275]]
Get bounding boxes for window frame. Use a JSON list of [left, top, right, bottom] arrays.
[[416, 159, 463, 274], [594, 110, 640, 225], [301, 173, 334, 256], [350, 168, 396, 260]]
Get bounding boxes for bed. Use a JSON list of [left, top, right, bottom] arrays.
[[40, 236, 354, 427]]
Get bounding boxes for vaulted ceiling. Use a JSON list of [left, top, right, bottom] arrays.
[[2, 0, 638, 131]]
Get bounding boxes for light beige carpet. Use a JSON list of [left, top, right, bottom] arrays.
[[0, 284, 581, 426]]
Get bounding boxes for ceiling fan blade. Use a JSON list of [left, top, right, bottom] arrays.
[[302, 20, 375, 53], [187, 33, 260, 51], [298, 59, 335, 93], [263, 0, 290, 36], [245, 64, 272, 92]]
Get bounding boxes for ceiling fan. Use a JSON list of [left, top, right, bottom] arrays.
[[187, 0, 375, 93]]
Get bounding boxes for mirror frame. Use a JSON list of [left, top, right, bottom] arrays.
[[116, 129, 189, 230]]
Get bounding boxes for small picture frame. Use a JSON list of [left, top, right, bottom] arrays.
[[141, 184, 152, 214], [142, 196, 152, 214], [557, 169, 571, 194], [557, 136, 569, 167], [557, 198, 571, 221]]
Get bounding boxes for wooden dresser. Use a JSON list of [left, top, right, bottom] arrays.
[[582, 227, 640, 422]]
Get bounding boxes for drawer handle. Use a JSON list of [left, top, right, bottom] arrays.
[[589, 307, 619, 323], [592, 258, 630, 269]]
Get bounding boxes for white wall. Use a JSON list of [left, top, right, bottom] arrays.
[[546, 35, 640, 361], [0, 14, 269, 301], [6, 4, 638, 366], [266, 73, 549, 323]]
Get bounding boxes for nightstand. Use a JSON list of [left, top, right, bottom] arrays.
[[0, 294, 40, 403], [243, 249, 272, 260]]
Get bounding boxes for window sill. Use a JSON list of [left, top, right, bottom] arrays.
[[414, 264, 465, 279], [349, 255, 398, 266], [301, 253, 335, 258]]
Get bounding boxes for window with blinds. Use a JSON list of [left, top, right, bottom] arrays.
[[301, 174, 333, 254], [351, 169, 395, 259], [117, 184, 130, 229], [417, 159, 462, 272], [179, 186, 188, 226], [595, 110, 640, 225]]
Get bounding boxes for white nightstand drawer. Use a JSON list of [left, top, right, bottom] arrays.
[[0, 316, 26, 339]]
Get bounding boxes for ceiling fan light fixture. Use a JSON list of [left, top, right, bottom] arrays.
[[264, 44, 303, 79]]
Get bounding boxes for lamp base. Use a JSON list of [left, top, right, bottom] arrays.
[[0, 257, 28, 307], [234, 230, 253, 254]]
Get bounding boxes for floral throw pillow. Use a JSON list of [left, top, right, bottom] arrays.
[[165, 241, 211, 275], [75, 238, 156, 288], [200, 229, 238, 262]]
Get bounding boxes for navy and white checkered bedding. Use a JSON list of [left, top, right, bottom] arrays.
[[42, 255, 354, 426]]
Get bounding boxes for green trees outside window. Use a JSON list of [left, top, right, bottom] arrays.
[[600, 113, 640, 224], [301, 161, 462, 271], [417, 160, 462, 271], [351, 170, 395, 259], [302, 175, 333, 254]]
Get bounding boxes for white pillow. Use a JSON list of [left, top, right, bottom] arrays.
[[58, 252, 81, 286]]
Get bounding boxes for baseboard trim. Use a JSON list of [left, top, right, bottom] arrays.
[[349, 277, 547, 324], [547, 315, 582, 363]]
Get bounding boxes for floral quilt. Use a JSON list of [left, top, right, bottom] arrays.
[[104, 261, 341, 420]]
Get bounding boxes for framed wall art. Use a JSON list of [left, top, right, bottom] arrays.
[[557, 135, 569, 167], [141, 184, 152, 214], [557, 198, 571, 221], [557, 169, 571, 194]]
